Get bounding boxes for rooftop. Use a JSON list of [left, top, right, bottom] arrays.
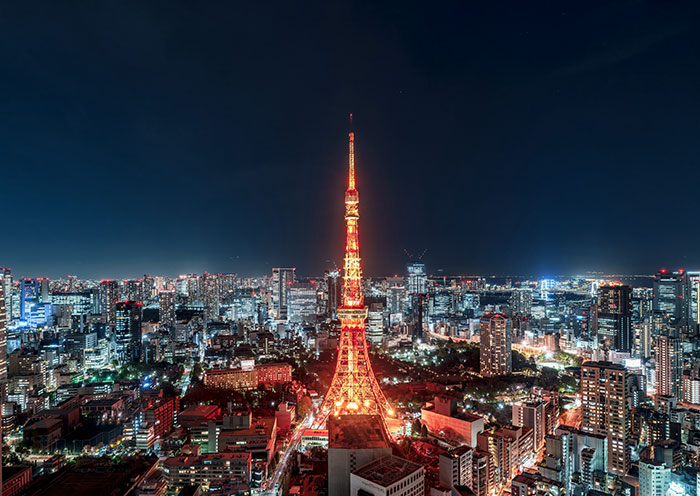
[[164, 452, 251, 467], [328, 415, 389, 450], [352, 455, 422, 487], [179, 404, 220, 419]]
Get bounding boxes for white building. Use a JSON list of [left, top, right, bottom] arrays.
[[639, 459, 670, 496], [351, 455, 424, 496]]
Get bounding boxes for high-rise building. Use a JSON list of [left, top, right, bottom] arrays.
[[596, 284, 632, 352], [387, 285, 406, 318], [115, 301, 142, 362], [511, 288, 533, 317], [0, 283, 4, 496], [0, 268, 13, 324], [100, 279, 119, 328], [202, 273, 220, 322], [581, 361, 630, 475], [632, 287, 654, 322], [142, 275, 157, 306], [655, 335, 682, 398], [326, 269, 342, 319], [653, 269, 694, 338], [366, 302, 384, 345], [159, 291, 176, 332], [512, 401, 546, 451], [287, 282, 318, 322], [480, 313, 512, 377], [123, 279, 143, 303], [271, 267, 295, 321], [0, 284, 7, 390], [407, 263, 427, 295]]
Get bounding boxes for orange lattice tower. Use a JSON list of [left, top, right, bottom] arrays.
[[313, 115, 392, 429]]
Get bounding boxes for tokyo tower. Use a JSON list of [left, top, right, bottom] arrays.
[[313, 116, 392, 429]]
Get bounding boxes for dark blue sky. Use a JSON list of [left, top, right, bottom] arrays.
[[2, 1, 700, 279]]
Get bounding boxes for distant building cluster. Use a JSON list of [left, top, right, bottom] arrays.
[[1, 264, 700, 495]]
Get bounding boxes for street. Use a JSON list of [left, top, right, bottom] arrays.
[[259, 413, 314, 495]]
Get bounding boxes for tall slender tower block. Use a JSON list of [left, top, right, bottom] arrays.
[[314, 116, 391, 428]]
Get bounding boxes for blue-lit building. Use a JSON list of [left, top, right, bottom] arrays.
[[114, 301, 142, 363]]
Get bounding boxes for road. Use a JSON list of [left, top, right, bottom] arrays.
[[260, 413, 314, 495]]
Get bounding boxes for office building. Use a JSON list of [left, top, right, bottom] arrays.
[[407, 263, 427, 295], [596, 284, 632, 352], [653, 270, 694, 338], [366, 302, 384, 345], [115, 301, 142, 362], [581, 361, 630, 475], [387, 285, 406, 317], [480, 313, 512, 377], [656, 336, 682, 398], [326, 269, 342, 319], [511, 288, 533, 317], [287, 282, 318, 322], [271, 267, 295, 320]]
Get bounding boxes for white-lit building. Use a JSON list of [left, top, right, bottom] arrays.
[[350, 455, 424, 496]]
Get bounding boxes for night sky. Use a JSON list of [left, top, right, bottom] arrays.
[[2, 2, 700, 279]]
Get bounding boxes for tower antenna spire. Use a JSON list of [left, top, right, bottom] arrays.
[[348, 113, 355, 190]]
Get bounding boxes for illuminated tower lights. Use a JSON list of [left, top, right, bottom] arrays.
[[314, 116, 392, 429]]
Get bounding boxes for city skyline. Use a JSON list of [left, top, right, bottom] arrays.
[[3, 2, 700, 278]]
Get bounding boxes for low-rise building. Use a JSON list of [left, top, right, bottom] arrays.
[[350, 455, 424, 496]]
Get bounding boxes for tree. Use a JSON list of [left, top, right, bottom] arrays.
[[297, 396, 313, 418]]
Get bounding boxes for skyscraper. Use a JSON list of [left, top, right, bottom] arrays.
[[115, 301, 143, 362], [480, 313, 512, 377], [100, 279, 119, 328], [596, 284, 632, 352], [366, 302, 384, 346], [123, 279, 143, 303], [653, 269, 694, 338], [0, 284, 7, 390], [159, 290, 176, 332], [0, 284, 4, 496], [581, 361, 630, 475], [202, 272, 220, 322], [511, 288, 533, 317], [655, 335, 682, 398], [407, 263, 427, 295], [287, 282, 318, 322], [325, 269, 342, 320], [1, 268, 13, 324], [271, 267, 295, 320], [314, 117, 391, 427]]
